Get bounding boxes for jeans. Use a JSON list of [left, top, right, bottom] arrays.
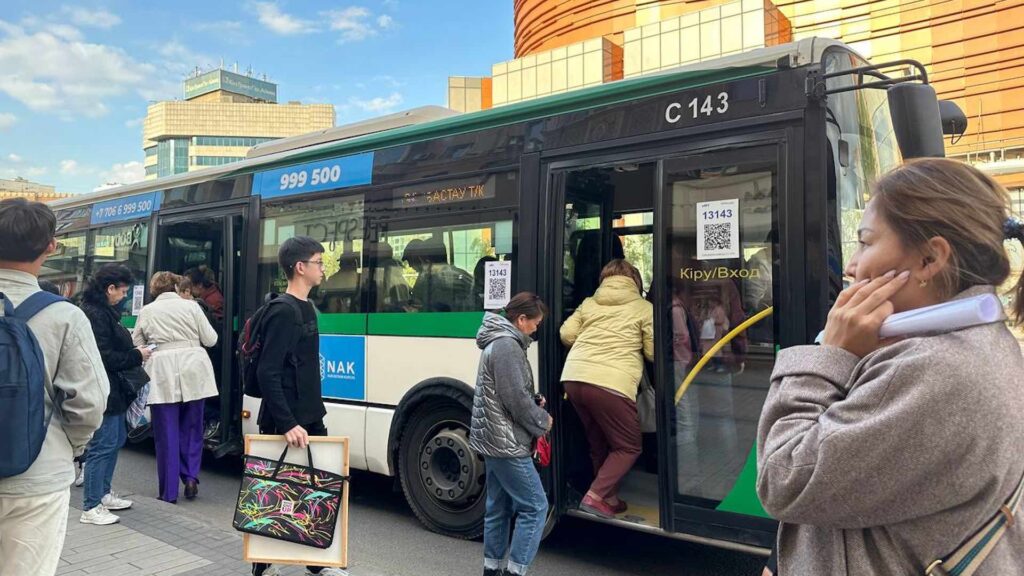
[[483, 456, 548, 576], [0, 489, 70, 576], [83, 413, 127, 510]]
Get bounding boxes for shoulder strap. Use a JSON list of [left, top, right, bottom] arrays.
[[0, 292, 14, 317], [12, 291, 66, 321], [926, 469, 1024, 576]]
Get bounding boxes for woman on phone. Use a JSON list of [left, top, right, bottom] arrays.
[[757, 158, 1024, 575]]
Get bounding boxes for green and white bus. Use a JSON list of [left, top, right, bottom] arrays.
[[45, 38, 963, 553]]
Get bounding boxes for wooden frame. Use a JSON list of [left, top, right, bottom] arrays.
[[241, 435, 350, 568]]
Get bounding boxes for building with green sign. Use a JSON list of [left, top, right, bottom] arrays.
[[142, 68, 334, 180]]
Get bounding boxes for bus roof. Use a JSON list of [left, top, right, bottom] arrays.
[[51, 37, 848, 211]]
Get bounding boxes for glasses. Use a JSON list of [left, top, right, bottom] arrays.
[[300, 259, 326, 268]]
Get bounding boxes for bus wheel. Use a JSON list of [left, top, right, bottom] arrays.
[[398, 402, 485, 539]]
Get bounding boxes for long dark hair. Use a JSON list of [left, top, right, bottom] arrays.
[[82, 263, 133, 306]]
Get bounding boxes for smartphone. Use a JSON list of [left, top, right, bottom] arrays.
[[145, 344, 158, 351]]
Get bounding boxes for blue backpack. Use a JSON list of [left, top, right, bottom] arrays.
[[0, 290, 66, 478]]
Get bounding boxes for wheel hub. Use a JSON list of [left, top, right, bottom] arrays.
[[418, 426, 482, 505]]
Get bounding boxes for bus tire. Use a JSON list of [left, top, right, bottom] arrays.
[[398, 401, 485, 539]]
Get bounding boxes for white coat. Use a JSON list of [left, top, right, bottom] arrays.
[[132, 292, 218, 405]]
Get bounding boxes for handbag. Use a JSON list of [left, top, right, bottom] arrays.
[[233, 444, 347, 549], [637, 370, 656, 434], [534, 434, 551, 468], [119, 365, 150, 393]]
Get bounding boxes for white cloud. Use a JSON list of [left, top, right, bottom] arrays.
[[253, 2, 317, 35], [62, 6, 121, 29], [377, 14, 394, 29], [97, 161, 144, 189], [324, 7, 377, 42], [47, 23, 82, 41], [194, 20, 243, 31], [124, 117, 143, 128], [0, 112, 15, 131], [0, 165, 46, 179], [350, 91, 403, 113], [7, 153, 22, 162], [60, 159, 81, 175], [0, 19, 154, 118]]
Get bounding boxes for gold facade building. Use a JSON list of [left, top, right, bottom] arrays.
[[449, 0, 1024, 192], [142, 68, 335, 180], [0, 177, 73, 203]]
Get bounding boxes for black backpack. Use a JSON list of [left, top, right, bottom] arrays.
[[238, 294, 301, 398]]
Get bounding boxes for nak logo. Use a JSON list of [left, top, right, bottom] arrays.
[[320, 354, 357, 381]]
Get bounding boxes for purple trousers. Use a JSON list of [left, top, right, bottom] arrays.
[[150, 400, 204, 503]]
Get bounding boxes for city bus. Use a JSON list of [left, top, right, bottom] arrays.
[[45, 38, 963, 553]]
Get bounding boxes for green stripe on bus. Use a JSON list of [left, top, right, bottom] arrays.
[[715, 444, 771, 518], [368, 312, 483, 338], [120, 316, 136, 329], [318, 313, 368, 335]]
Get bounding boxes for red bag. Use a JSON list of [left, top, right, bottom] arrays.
[[534, 435, 551, 467]]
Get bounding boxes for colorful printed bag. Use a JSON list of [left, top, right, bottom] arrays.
[[232, 445, 346, 549]]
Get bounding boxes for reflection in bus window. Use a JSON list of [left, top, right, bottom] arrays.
[[92, 222, 149, 316], [664, 156, 777, 505], [380, 219, 514, 313], [42, 232, 88, 298], [258, 194, 365, 312]]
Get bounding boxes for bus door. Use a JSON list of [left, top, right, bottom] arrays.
[[154, 206, 248, 456], [658, 144, 781, 547], [546, 159, 662, 528]]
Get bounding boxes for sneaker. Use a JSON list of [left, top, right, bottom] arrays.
[[74, 462, 85, 487], [309, 568, 348, 576], [79, 505, 120, 525], [254, 566, 280, 576], [579, 494, 617, 518], [101, 493, 133, 511]]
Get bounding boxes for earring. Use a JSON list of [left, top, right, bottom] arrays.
[[919, 279, 929, 288]]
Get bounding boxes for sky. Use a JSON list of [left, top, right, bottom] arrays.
[[0, 1, 514, 193]]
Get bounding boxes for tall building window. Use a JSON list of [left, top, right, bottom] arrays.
[[157, 138, 190, 177], [144, 146, 157, 157], [193, 156, 245, 166], [192, 136, 277, 147]]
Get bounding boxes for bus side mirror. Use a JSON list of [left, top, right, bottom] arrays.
[[938, 100, 968, 138], [887, 83, 946, 159]]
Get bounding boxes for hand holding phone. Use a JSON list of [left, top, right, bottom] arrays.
[[145, 344, 158, 351]]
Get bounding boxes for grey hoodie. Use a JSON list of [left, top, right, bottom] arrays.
[[469, 312, 549, 458]]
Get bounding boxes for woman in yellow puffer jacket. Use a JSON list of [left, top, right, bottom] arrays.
[[560, 259, 654, 518]]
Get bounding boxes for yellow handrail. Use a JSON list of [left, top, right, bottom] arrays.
[[673, 306, 774, 405]]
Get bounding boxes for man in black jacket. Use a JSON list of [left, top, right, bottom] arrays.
[[252, 236, 346, 576]]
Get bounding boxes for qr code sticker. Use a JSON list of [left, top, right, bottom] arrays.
[[703, 223, 732, 252], [487, 279, 509, 303]]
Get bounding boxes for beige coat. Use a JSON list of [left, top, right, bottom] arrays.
[[757, 286, 1024, 575], [559, 275, 654, 401], [133, 292, 218, 405]]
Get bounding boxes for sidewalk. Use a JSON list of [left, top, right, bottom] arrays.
[[60, 488, 346, 576]]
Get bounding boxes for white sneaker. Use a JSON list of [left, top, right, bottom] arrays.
[[258, 567, 281, 576], [308, 569, 348, 576], [101, 493, 133, 510], [79, 505, 120, 525], [74, 463, 85, 487]]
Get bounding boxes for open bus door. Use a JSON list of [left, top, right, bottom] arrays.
[[543, 141, 785, 550], [152, 204, 249, 457]]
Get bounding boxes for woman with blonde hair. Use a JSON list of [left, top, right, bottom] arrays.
[[757, 158, 1024, 575], [133, 272, 218, 503], [560, 259, 654, 518]]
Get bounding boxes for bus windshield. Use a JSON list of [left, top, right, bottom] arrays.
[[824, 49, 903, 272]]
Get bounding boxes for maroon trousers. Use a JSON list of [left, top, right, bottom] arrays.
[[564, 380, 642, 500]]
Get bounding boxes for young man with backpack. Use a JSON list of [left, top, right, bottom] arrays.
[[0, 198, 109, 576], [247, 236, 346, 576]]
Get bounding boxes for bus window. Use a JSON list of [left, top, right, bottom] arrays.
[[42, 232, 88, 298], [91, 222, 149, 318], [377, 219, 514, 313], [258, 194, 365, 312], [664, 150, 777, 507]]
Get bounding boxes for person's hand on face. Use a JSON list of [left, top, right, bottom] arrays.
[[822, 270, 910, 358]]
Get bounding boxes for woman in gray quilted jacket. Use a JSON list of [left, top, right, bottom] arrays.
[[469, 292, 552, 576]]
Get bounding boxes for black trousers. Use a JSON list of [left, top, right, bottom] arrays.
[[251, 419, 328, 576]]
